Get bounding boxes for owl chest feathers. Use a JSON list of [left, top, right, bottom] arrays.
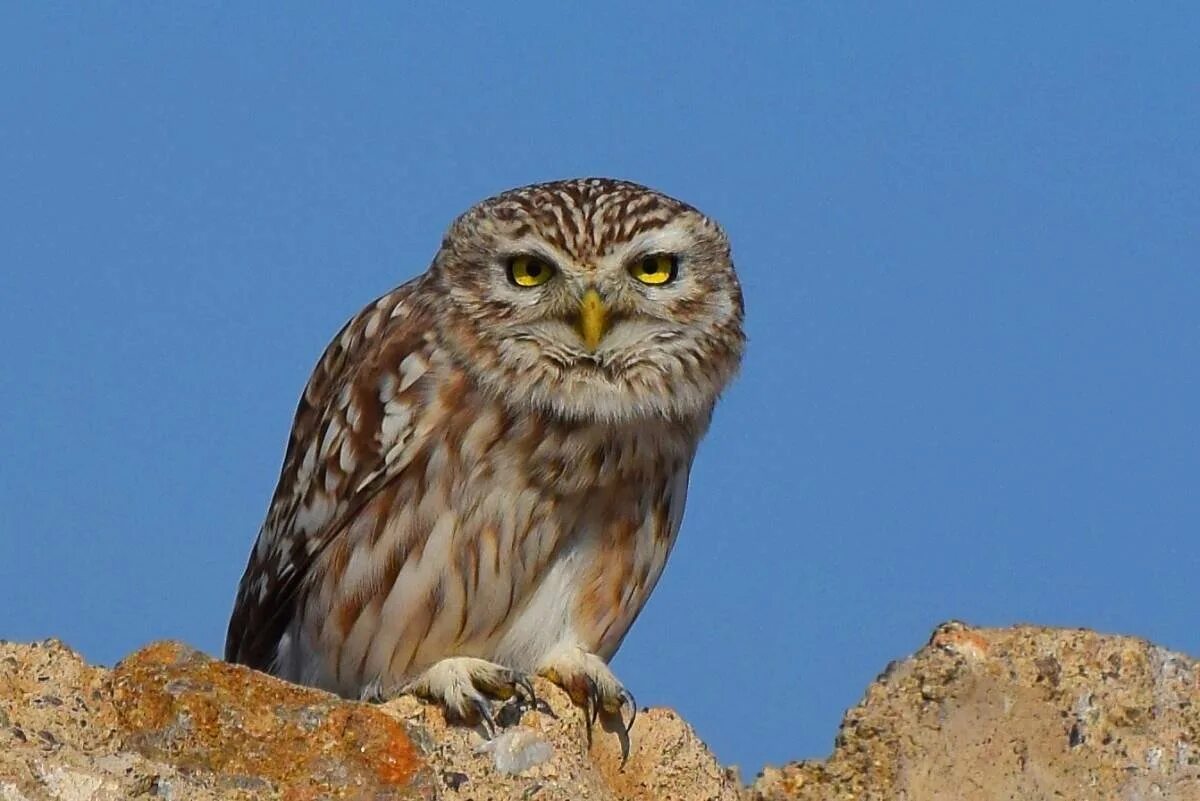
[[296, 353, 703, 696]]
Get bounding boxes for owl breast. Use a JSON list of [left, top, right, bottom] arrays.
[[282, 352, 702, 698]]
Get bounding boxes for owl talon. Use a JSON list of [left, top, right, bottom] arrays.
[[585, 675, 601, 731], [515, 675, 538, 710], [471, 694, 498, 739], [619, 687, 638, 736], [538, 647, 636, 752], [402, 656, 531, 734]]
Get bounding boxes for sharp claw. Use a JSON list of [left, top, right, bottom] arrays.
[[578, 674, 600, 743], [620, 688, 638, 736], [472, 694, 497, 739], [516, 675, 538, 710], [586, 676, 601, 730]]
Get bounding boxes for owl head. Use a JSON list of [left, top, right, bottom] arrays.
[[427, 178, 745, 424]]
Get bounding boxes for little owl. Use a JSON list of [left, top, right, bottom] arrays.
[[226, 178, 745, 734]]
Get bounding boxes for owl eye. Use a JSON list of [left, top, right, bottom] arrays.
[[629, 254, 678, 286], [507, 255, 556, 287]]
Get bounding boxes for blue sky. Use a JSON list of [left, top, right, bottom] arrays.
[[1, 3, 1197, 776]]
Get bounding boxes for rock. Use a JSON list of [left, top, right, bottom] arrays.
[[0, 639, 434, 801], [748, 621, 1200, 800], [0, 639, 737, 800], [2, 624, 1198, 800]]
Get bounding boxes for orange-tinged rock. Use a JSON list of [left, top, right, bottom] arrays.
[[110, 641, 432, 799]]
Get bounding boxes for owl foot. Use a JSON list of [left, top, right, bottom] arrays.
[[402, 657, 536, 738], [538, 647, 637, 758]]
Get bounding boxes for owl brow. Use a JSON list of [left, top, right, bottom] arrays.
[[499, 241, 570, 269], [611, 226, 695, 264]]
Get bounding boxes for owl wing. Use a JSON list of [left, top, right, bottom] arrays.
[[225, 277, 435, 671]]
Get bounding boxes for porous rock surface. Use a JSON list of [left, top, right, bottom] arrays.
[[0, 639, 736, 801], [750, 622, 1200, 800], [1, 623, 1198, 800]]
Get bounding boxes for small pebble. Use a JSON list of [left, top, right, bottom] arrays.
[[441, 770, 469, 790]]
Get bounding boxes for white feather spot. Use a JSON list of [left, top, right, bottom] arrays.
[[398, 353, 428, 392], [339, 438, 357, 473], [294, 494, 333, 536], [363, 310, 384, 340], [321, 422, 343, 454], [381, 399, 412, 446], [378, 372, 397, 402], [298, 440, 319, 487]]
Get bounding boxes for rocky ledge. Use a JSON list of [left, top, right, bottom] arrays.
[[1, 623, 1198, 800]]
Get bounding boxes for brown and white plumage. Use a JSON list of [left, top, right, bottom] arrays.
[[226, 178, 745, 725]]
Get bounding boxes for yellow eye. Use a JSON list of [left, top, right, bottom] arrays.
[[507, 255, 556, 287], [630, 254, 678, 286]]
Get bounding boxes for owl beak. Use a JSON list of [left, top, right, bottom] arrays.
[[577, 288, 608, 351]]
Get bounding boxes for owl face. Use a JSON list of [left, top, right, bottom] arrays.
[[429, 178, 745, 424]]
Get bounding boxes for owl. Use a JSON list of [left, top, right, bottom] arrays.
[[225, 178, 745, 736]]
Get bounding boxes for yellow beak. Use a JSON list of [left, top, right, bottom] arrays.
[[577, 288, 608, 351]]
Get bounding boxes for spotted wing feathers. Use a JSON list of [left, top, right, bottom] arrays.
[[224, 278, 433, 671]]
